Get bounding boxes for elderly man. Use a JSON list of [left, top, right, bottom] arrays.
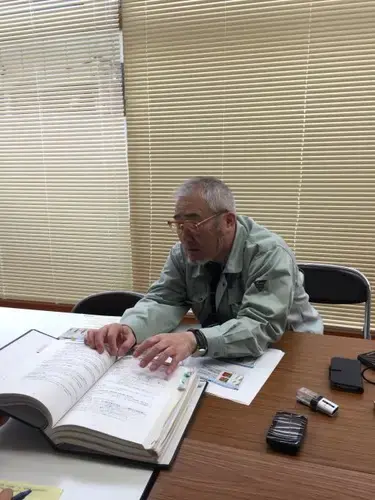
[[86, 177, 323, 373]]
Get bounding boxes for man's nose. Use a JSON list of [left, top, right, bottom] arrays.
[[180, 224, 195, 238], [180, 232, 196, 245]]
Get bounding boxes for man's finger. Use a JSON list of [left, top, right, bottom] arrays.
[[118, 334, 135, 357], [0, 488, 13, 500], [133, 336, 160, 358], [166, 352, 184, 375], [94, 326, 108, 354], [0, 416, 9, 426], [138, 342, 166, 368], [106, 324, 121, 355], [85, 329, 96, 348], [149, 348, 173, 371]]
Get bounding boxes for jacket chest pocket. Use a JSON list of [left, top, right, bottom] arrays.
[[188, 282, 209, 318]]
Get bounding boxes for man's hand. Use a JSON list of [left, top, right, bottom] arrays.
[[133, 332, 197, 375], [0, 489, 13, 500], [85, 323, 136, 357]]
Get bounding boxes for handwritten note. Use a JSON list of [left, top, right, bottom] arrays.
[[0, 480, 62, 500]]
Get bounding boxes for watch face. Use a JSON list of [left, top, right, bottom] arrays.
[[192, 347, 207, 357]]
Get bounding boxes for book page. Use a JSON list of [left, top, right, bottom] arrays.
[[2, 341, 114, 426], [54, 357, 184, 446], [0, 330, 57, 386]]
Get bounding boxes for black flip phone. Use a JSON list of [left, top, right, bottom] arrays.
[[266, 411, 308, 455], [329, 357, 364, 393]]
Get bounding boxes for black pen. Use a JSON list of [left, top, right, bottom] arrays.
[[12, 489, 32, 500]]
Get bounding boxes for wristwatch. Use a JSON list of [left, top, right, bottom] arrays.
[[188, 329, 208, 357]]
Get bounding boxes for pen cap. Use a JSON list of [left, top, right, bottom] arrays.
[[316, 397, 339, 416], [296, 387, 318, 405]]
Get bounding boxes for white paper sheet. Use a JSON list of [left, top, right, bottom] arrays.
[[185, 348, 284, 405]]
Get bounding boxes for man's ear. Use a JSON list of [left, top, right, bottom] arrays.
[[225, 212, 236, 228]]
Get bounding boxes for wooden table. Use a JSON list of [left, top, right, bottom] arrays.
[[150, 332, 375, 499]]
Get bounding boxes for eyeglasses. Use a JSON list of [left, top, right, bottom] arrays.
[[167, 211, 227, 235]]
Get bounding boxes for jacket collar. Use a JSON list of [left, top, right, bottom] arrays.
[[223, 221, 246, 274]]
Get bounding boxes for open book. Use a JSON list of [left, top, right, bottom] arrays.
[[0, 340, 205, 467]]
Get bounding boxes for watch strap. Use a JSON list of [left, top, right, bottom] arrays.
[[188, 328, 208, 355]]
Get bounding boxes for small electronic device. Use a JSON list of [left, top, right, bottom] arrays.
[[296, 387, 339, 416], [266, 411, 308, 455], [329, 357, 364, 393], [357, 351, 375, 369]]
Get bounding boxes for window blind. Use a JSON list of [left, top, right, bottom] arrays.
[[0, 0, 132, 304], [123, 0, 375, 331]]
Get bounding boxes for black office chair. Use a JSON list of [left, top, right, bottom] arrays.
[[298, 263, 371, 339], [71, 291, 144, 316]]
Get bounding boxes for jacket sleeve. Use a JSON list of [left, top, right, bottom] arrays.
[[200, 246, 296, 358], [120, 248, 189, 343]]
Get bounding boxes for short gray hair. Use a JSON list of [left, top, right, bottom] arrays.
[[175, 176, 236, 213]]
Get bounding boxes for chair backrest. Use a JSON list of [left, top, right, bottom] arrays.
[[71, 291, 144, 316], [298, 263, 371, 339]]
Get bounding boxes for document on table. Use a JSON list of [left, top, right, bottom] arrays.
[[184, 348, 284, 405], [0, 480, 62, 500]]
